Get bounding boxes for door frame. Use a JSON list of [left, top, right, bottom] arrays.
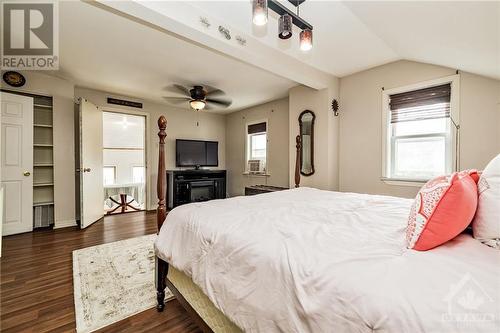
[[100, 108, 150, 211]]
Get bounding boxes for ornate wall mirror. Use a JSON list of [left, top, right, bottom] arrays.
[[298, 110, 315, 176]]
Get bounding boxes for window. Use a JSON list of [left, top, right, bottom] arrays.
[[383, 78, 459, 182], [103, 166, 116, 185], [246, 121, 267, 172], [132, 166, 145, 184]]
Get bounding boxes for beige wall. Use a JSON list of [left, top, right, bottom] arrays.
[[225, 98, 289, 197], [288, 80, 340, 191], [75, 87, 226, 210], [1, 71, 76, 228], [339, 60, 500, 198]]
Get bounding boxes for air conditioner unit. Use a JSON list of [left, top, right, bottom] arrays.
[[248, 159, 262, 173]]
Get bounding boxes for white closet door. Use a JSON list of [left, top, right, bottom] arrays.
[[78, 98, 103, 228], [1, 92, 33, 236]]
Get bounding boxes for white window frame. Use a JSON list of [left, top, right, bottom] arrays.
[[131, 165, 145, 184], [103, 165, 117, 185], [381, 74, 460, 186], [245, 119, 268, 174]]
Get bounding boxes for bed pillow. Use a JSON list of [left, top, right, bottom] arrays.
[[406, 172, 478, 251], [467, 169, 481, 184], [472, 154, 500, 249]]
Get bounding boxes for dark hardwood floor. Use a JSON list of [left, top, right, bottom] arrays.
[[0, 211, 202, 333]]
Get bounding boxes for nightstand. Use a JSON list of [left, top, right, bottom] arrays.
[[244, 185, 288, 196]]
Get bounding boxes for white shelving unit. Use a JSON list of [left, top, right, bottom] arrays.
[[33, 96, 55, 229]]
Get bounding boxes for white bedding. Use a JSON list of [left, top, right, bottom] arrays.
[[155, 187, 500, 333]]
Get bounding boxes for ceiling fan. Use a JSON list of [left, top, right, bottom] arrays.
[[163, 84, 232, 111]]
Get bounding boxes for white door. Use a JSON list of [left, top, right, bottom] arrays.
[[1, 92, 33, 235], [78, 98, 103, 228]]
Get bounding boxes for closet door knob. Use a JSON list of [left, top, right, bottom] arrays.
[[83, 168, 91, 173], [23, 171, 31, 177]]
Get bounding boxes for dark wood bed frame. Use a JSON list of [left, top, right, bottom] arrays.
[[154, 115, 302, 332]]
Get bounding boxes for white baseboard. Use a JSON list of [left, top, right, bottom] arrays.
[[55, 219, 77, 229]]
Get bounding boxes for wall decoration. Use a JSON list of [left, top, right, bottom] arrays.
[[331, 99, 339, 116], [218, 26, 231, 40], [236, 36, 247, 46], [107, 97, 143, 109], [200, 17, 211, 28], [2, 71, 26, 87]]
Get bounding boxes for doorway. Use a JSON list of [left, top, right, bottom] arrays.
[[102, 112, 146, 215]]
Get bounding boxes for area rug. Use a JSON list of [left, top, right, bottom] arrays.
[[73, 234, 174, 333]]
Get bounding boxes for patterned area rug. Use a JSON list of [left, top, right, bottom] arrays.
[[73, 234, 174, 333]]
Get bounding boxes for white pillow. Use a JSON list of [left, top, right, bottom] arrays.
[[473, 154, 500, 248]]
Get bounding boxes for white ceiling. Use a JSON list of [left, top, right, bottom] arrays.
[[53, 1, 499, 114], [56, 1, 297, 113], [191, 0, 499, 80], [343, 1, 500, 80]]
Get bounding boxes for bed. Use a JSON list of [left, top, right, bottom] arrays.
[[153, 116, 500, 332]]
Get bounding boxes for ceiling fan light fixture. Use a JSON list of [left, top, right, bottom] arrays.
[[252, 0, 268, 26], [299, 28, 313, 51], [190, 99, 206, 111], [278, 13, 292, 39]]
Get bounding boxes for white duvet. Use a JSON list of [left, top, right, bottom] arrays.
[[155, 187, 500, 333]]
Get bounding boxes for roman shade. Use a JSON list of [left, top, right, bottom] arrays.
[[390, 83, 451, 123], [247, 122, 267, 134]]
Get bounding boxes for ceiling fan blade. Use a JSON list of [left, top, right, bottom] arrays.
[[163, 96, 190, 104], [206, 98, 232, 108], [171, 84, 190, 96], [205, 88, 225, 98]]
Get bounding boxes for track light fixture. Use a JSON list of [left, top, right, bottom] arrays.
[[253, 0, 313, 50], [252, 0, 268, 26], [299, 28, 313, 51], [278, 14, 292, 39]]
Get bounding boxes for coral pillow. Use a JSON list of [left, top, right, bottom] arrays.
[[406, 172, 478, 251], [473, 154, 500, 249]]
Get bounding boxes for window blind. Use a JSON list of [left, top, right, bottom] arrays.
[[390, 83, 451, 123], [248, 122, 266, 134]]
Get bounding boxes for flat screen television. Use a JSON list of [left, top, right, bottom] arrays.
[[176, 139, 218, 168]]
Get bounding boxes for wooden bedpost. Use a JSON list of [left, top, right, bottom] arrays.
[[156, 115, 169, 312], [157, 115, 167, 231], [295, 135, 301, 188]]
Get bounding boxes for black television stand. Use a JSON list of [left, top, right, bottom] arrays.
[[167, 169, 226, 209]]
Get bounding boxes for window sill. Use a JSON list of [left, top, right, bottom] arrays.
[[380, 177, 427, 187], [243, 172, 271, 177]]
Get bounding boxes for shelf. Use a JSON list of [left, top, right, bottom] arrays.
[[34, 104, 53, 109], [33, 201, 54, 207], [34, 124, 52, 128], [33, 183, 54, 187], [33, 95, 54, 228], [33, 186, 54, 203]]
